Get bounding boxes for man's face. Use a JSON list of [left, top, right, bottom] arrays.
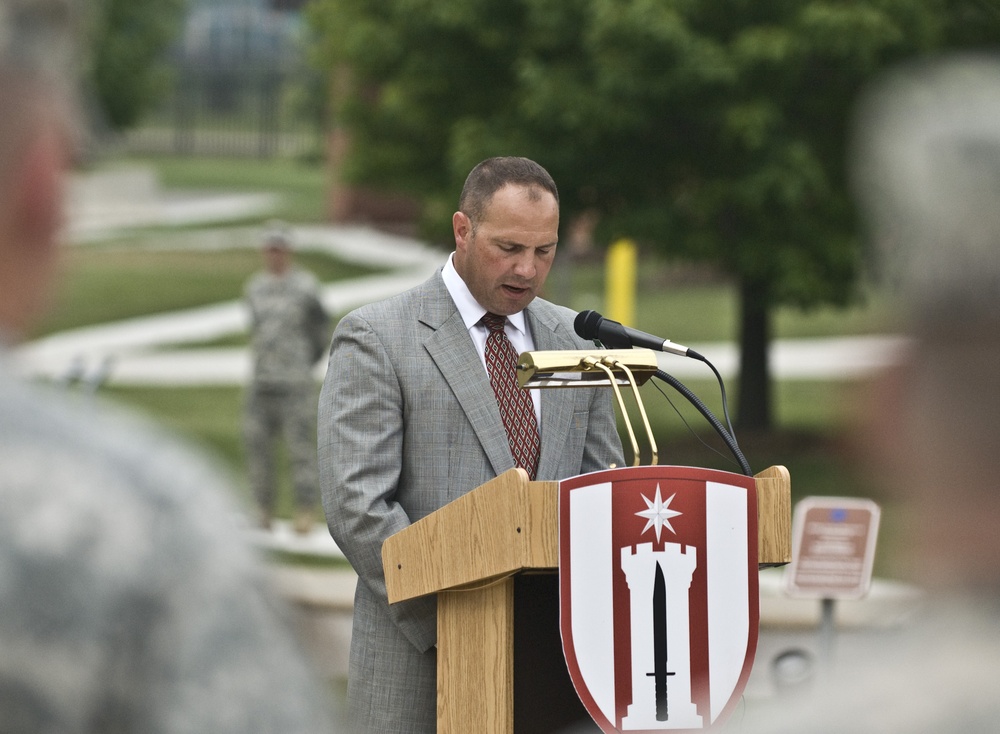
[[263, 242, 291, 274], [452, 184, 559, 316]]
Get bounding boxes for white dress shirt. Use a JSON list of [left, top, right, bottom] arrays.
[[441, 253, 542, 425]]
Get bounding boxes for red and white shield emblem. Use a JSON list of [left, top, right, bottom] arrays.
[[559, 466, 759, 732]]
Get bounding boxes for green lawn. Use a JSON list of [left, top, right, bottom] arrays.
[[75, 249, 887, 501], [103, 383, 322, 524], [34, 244, 382, 338], [104, 377, 901, 573], [551, 252, 897, 344], [55, 154, 906, 576]]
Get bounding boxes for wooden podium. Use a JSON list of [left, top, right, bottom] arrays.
[[382, 465, 791, 733]]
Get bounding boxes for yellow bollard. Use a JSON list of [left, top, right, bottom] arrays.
[[605, 238, 637, 326]]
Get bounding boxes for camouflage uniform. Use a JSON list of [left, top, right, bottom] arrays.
[[243, 266, 329, 524], [0, 345, 338, 732]]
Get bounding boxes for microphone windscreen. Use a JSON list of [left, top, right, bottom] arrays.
[[574, 310, 603, 340]]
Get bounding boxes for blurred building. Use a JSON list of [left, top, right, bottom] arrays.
[[123, 0, 323, 159], [121, 0, 421, 231]]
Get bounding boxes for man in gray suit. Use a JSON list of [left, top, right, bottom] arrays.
[[319, 156, 625, 732]]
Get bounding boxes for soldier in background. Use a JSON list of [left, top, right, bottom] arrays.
[[244, 221, 329, 533], [0, 0, 338, 730]]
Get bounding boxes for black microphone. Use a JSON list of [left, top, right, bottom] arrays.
[[574, 309, 694, 358]]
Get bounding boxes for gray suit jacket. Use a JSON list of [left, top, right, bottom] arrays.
[[318, 269, 624, 732]]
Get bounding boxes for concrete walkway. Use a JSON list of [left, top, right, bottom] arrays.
[[15, 317, 909, 387], [15, 213, 910, 388], [16, 165, 912, 386]]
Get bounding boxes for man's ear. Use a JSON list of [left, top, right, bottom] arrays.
[[453, 211, 472, 251]]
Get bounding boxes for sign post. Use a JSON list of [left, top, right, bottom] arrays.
[[784, 497, 881, 672]]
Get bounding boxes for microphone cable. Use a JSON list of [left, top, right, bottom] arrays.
[[685, 349, 738, 449], [652, 368, 752, 477]]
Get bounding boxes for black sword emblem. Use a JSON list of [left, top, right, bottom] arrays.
[[647, 560, 675, 721]]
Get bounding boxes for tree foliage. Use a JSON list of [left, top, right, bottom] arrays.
[[307, 0, 989, 429], [87, 0, 187, 130]]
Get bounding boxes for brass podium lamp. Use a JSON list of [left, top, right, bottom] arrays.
[[516, 348, 661, 466]]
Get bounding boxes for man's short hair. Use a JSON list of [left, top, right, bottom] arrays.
[[458, 156, 559, 230]]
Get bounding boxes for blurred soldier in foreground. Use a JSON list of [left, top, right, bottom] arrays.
[[741, 55, 1000, 733], [243, 221, 329, 533], [0, 1, 337, 730]]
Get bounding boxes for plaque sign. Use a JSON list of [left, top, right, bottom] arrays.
[[785, 496, 881, 600]]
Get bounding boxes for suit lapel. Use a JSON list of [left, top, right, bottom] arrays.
[[526, 304, 581, 480], [420, 277, 514, 477]]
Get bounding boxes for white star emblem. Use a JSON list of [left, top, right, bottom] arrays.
[[635, 484, 682, 541]]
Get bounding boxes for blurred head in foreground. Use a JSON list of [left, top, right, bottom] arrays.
[[0, 3, 342, 731], [851, 55, 1000, 593], [0, 0, 79, 341]]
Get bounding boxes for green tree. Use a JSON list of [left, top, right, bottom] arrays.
[[87, 0, 187, 130], [306, 0, 977, 430]]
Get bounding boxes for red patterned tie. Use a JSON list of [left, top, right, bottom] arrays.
[[481, 312, 540, 480]]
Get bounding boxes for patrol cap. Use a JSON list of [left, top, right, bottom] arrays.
[[261, 219, 293, 250]]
